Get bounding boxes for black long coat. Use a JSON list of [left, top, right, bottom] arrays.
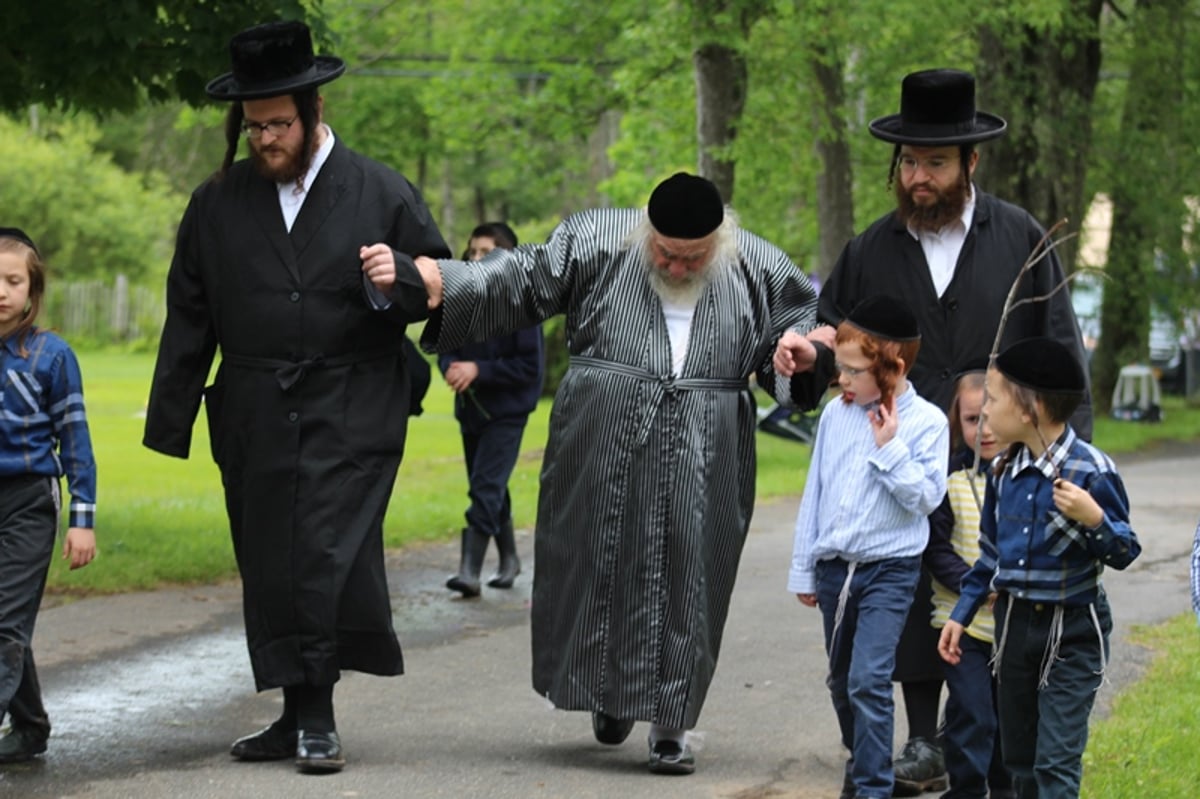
[[144, 139, 449, 690]]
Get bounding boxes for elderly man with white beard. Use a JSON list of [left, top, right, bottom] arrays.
[[412, 172, 833, 776]]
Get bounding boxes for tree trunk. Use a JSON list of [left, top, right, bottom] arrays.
[[809, 50, 855, 281], [694, 42, 747, 204], [976, 0, 1103, 272], [1092, 0, 1188, 410]]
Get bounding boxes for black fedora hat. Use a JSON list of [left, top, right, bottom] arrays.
[[868, 68, 1006, 146], [206, 20, 345, 101]]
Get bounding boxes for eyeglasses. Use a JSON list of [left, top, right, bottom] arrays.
[[241, 115, 299, 140], [897, 154, 954, 174], [835, 361, 870, 378]]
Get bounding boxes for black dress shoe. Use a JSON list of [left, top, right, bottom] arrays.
[[230, 724, 298, 761], [0, 726, 49, 763], [295, 730, 345, 774], [591, 711, 635, 745], [647, 739, 695, 775]]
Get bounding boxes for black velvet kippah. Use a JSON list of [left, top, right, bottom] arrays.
[[955, 355, 991, 378], [845, 295, 921, 342], [0, 227, 39, 255], [647, 172, 724, 239], [994, 337, 1085, 394]]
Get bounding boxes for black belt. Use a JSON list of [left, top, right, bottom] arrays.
[[223, 346, 402, 391]]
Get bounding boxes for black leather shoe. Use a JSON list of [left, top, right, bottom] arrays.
[[295, 730, 344, 774], [230, 724, 297, 761], [591, 711, 635, 745], [0, 726, 48, 763], [647, 739, 695, 775], [892, 736, 947, 795]]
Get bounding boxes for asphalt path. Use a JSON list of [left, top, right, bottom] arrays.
[[2, 442, 1196, 799]]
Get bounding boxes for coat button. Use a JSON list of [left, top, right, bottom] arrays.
[[288, 412, 298, 422], [290, 291, 300, 302]]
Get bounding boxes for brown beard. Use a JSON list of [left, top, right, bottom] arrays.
[[250, 141, 310, 185], [895, 168, 970, 232]]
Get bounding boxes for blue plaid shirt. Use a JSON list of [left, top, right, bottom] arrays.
[[0, 329, 96, 528], [951, 426, 1139, 625]]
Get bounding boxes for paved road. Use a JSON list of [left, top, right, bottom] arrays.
[[2, 446, 1195, 798]]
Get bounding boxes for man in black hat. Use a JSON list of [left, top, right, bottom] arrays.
[[411, 172, 832, 775], [143, 20, 450, 774], [775, 67, 1090, 796]]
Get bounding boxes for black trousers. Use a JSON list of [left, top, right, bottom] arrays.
[[0, 474, 58, 737], [460, 416, 528, 537]]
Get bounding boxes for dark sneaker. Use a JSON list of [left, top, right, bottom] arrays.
[[0, 726, 49, 764], [892, 736, 947, 795]]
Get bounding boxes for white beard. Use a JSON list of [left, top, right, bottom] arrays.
[[628, 214, 740, 307]]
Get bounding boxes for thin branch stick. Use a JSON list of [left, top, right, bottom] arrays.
[[970, 219, 1080, 506]]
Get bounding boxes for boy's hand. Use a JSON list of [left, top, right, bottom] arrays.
[[1053, 478, 1104, 528], [63, 527, 96, 570], [869, 398, 898, 447], [796, 593, 818, 608], [938, 620, 964, 665]]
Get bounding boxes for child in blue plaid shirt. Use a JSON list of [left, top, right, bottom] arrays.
[[0, 228, 97, 764], [938, 338, 1139, 799]]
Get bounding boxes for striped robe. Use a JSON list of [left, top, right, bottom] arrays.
[[423, 208, 821, 729]]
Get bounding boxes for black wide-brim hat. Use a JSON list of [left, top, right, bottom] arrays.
[[206, 20, 345, 101], [869, 68, 1006, 146]]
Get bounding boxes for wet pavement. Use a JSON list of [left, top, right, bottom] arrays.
[[2, 446, 1197, 798]]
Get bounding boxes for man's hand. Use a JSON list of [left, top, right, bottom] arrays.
[[414, 255, 444, 309], [360, 243, 398, 293], [938, 620, 964, 665], [773, 325, 835, 377], [796, 593, 818, 608], [444, 361, 479, 393]]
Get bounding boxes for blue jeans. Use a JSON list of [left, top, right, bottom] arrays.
[[993, 593, 1111, 799], [816, 556, 921, 799], [941, 632, 1011, 798]]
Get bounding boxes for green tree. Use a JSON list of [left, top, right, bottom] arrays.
[[1091, 0, 1194, 409], [1, 1, 320, 113], [975, 0, 1105, 272], [0, 115, 180, 282]]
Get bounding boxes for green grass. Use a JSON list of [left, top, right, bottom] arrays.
[[47, 351, 1200, 594], [46, 350, 549, 594], [1081, 613, 1200, 797]]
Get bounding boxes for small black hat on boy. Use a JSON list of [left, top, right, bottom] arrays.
[[994, 337, 1086, 394], [845, 295, 921, 342], [0, 227, 39, 256]]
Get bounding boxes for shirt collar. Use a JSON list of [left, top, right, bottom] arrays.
[[1005, 425, 1077, 481]]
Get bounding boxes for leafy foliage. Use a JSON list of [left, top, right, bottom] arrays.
[[0, 115, 180, 282], [1, 1, 320, 113]]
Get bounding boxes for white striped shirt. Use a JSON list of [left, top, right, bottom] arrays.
[[788, 383, 949, 595]]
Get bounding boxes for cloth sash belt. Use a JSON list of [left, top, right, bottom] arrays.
[[569, 354, 748, 445], [223, 345, 403, 392]]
